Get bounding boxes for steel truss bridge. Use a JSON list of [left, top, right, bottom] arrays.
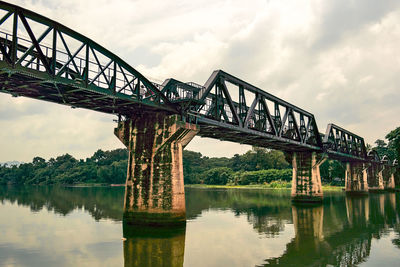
[[0, 1, 397, 170]]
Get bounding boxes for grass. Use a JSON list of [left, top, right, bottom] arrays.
[[67, 183, 110, 187], [185, 184, 288, 190], [322, 185, 344, 191], [185, 183, 344, 191]]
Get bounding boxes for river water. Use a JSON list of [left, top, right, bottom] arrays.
[[0, 186, 399, 266]]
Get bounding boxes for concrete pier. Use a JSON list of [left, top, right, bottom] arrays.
[[383, 166, 396, 191], [291, 152, 326, 202], [115, 113, 199, 226], [368, 164, 385, 192], [344, 162, 369, 195]]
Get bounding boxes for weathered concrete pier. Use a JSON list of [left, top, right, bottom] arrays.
[[115, 113, 198, 226], [344, 162, 369, 194], [291, 152, 326, 202]]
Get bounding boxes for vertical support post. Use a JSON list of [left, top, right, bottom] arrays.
[[377, 165, 385, 191], [135, 81, 140, 100], [367, 163, 385, 192], [51, 27, 57, 75], [84, 43, 89, 87], [11, 10, 18, 66], [238, 84, 246, 124], [345, 162, 369, 194], [291, 152, 325, 202], [111, 61, 117, 113], [362, 164, 369, 192], [384, 166, 396, 191], [115, 113, 199, 226]]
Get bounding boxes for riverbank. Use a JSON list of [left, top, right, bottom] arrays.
[[185, 184, 344, 191], [64, 183, 125, 187]]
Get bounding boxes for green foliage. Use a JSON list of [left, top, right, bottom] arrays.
[[385, 127, 400, 185], [268, 180, 292, 188], [320, 160, 345, 185], [234, 169, 292, 185], [202, 167, 233, 185], [0, 149, 128, 185], [182, 150, 207, 184], [231, 147, 289, 171], [183, 147, 291, 185], [6, 125, 399, 187], [386, 127, 400, 162]]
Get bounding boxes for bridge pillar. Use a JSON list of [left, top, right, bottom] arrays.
[[344, 162, 369, 194], [371, 165, 385, 192], [384, 166, 396, 191], [291, 152, 326, 202], [367, 163, 384, 192], [115, 113, 199, 226]]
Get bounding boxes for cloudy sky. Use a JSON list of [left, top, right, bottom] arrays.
[[0, 0, 399, 162]]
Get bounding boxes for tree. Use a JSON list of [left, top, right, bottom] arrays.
[[182, 150, 205, 184], [386, 127, 400, 162], [32, 157, 46, 168], [202, 167, 233, 185], [373, 139, 388, 158]]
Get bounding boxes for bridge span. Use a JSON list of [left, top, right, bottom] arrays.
[[0, 1, 398, 225]]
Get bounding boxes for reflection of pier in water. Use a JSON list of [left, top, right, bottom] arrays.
[[0, 186, 124, 221], [260, 193, 399, 266], [1, 186, 400, 266], [123, 224, 186, 267]]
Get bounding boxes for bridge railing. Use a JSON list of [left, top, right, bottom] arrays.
[[0, 30, 121, 91], [160, 78, 204, 103]]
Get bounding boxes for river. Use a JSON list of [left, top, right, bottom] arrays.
[[0, 186, 399, 266]]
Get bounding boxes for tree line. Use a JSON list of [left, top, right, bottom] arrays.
[[0, 127, 398, 186], [0, 149, 128, 185]]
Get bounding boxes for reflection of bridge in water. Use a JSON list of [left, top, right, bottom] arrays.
[[2, 186, 398, 266], [125, 190, 400, 267], [262, 193, 400, 266], [0, 1, 398, 226]]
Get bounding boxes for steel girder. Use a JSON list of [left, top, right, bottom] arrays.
[[184, 70, 323, 151], [323, 123, 367, 161], [0, 1, 176, 115], [163, 70, 398, 165]]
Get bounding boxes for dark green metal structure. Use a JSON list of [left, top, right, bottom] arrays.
[[0, 1, 397, 170]]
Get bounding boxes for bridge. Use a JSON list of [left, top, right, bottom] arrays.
[[0, 1, 398, 225]]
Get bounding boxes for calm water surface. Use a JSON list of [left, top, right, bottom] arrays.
[[0, 186, 399, 266]]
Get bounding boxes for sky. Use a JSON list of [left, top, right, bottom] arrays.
[[0, 0, 399, 162]]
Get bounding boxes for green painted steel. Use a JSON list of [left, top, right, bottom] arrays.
[[0, 1, 176, 115]]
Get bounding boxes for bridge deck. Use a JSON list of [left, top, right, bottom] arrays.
[[195, 117, 321, 151], [0, 62, 173, 115]]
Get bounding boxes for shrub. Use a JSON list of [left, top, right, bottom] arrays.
[[236, 169, 292, 185], [202, 167, 233, 185]]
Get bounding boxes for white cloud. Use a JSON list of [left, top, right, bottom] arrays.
[[1, 0, 399, 161]]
